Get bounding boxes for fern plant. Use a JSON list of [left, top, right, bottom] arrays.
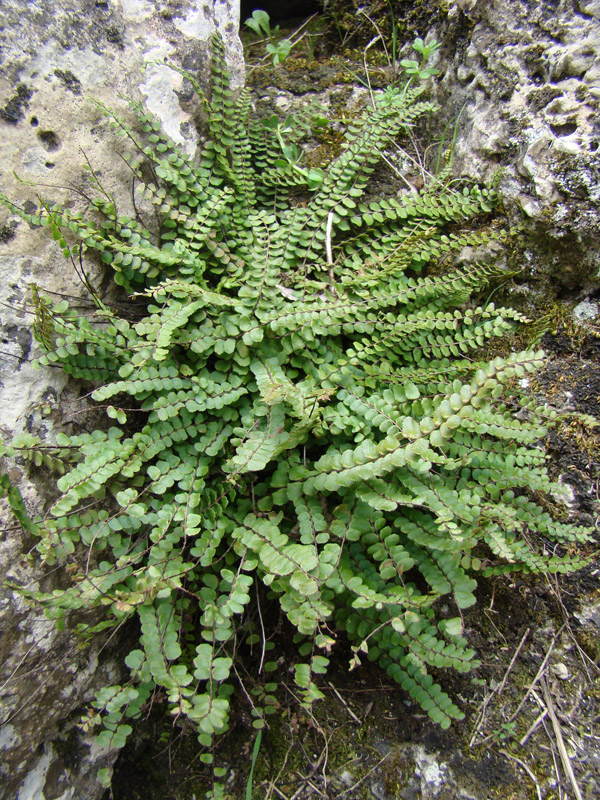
[[0, 37, 591, 768]]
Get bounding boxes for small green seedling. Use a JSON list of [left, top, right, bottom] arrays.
[[245, 9, 294, 66], [400, 37, 441, 92]]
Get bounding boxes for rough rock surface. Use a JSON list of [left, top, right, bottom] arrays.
[[0, 2, 241, 798], [436, 0, 600, 296]]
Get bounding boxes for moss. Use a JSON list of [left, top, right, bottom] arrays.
[[326, 0, 449, 49]]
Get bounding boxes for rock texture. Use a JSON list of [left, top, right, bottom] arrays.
[[0, 2, 241, 798], [437, 0, 600, 296]]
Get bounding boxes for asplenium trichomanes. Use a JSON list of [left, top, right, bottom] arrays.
[[0, 37, 591, 765]]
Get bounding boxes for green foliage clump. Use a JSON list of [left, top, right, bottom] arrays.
[[0, 37, 591, 770]]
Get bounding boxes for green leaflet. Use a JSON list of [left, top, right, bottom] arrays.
[[0, 474, 40, 535], [0, 34, 591, 770]]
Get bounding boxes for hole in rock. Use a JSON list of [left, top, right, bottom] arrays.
[[0, 223, 16, 243], [240, 0, 322, 25], [549, 121, 578, 137], [531, 71, 545, 85], [37, 130, 61, 151], [590, 140, 598, 152], [45, 162, 55, 169], [30, 116, 38, 126]]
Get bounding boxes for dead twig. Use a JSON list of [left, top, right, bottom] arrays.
[[500, 750, 543, 800], [263, 743, 294, 800], [531, 689, 566, 799], [477, 632, 558, 748], [506, 635, 557, 726], [303, 777, 327, 798], [541, 678, 584, 800], [546, 573, 600, 679], [519, 709, 549, 746], [328, 682, 361, 724], [469, 627, 530, 747], [270, 786, 291, 800], [338, 753, 391, 798], [362, 35, 380, 107]]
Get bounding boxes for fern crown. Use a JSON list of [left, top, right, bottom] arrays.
[[0, 38, 590, 759]]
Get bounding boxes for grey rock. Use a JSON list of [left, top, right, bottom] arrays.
[[0, 2, 241, 798], [573, 298, 599, 321], [369, 743, 480, 800], [435, 0, 600, 292]]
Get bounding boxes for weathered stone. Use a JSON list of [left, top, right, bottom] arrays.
[[434, 0, 600, 295], [573, 298, 599, 321], [0, 2, 241, 798]]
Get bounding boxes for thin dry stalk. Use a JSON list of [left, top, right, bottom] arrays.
[[270, 786, 291, 800], [363, 35, 380, 107], [338, 754, 391, 798], [328, 681, 361, 724], [532, 689, 566, 800], [506, 636, 557, 725], [303, 777, 327, 798], [263, 743, 294, 800], [519, 709, 549, 746], [477, 632, 558, 748], [500, 749, 543, 800], [541, 678, 584, 800], [469, 627, 530, 747], [546, 574, 600, 679]]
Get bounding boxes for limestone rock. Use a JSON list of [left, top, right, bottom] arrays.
[[0, 2, 241, 798], [436, 0, 600, 294]]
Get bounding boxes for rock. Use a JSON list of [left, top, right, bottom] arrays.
[[434, 0, 600, 295], [0, 2, 241, 798], [552, 477, 577, 507], [372, 743, 482, 799], [573, 299, 599, 321], [553, 662, 569, 680]]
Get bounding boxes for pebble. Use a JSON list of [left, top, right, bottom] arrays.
[[553, 662, 569, 680]]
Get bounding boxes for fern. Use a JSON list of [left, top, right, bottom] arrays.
[[0, 36, 592, 764]]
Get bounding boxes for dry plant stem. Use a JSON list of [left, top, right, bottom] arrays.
[[338, 754, 391, 798], [406, 128, 428, 185], [327, 681, 361, 724], [263, 743, 294, 800], [270, 786, 291, 800], [303, 777, 327, 798], [547, 574, 600, 679], [505, 635, 558, 726], [499, 750, 543, 800], [519, 708, 549, 746], [495, 628, 531, 699], [325, 211, 334, 267], [358, 9, 390, 67], [391, 140, 439, 190], [532, 689, 566, 800], [541, 678, 584, 800], [255, 581, 267, 675], [483, 607, 509, 646], [469, 627, 530, 747], [363, 35, 380, 107], [475, 631, 558, 748], [379, 151, 419, 195]]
